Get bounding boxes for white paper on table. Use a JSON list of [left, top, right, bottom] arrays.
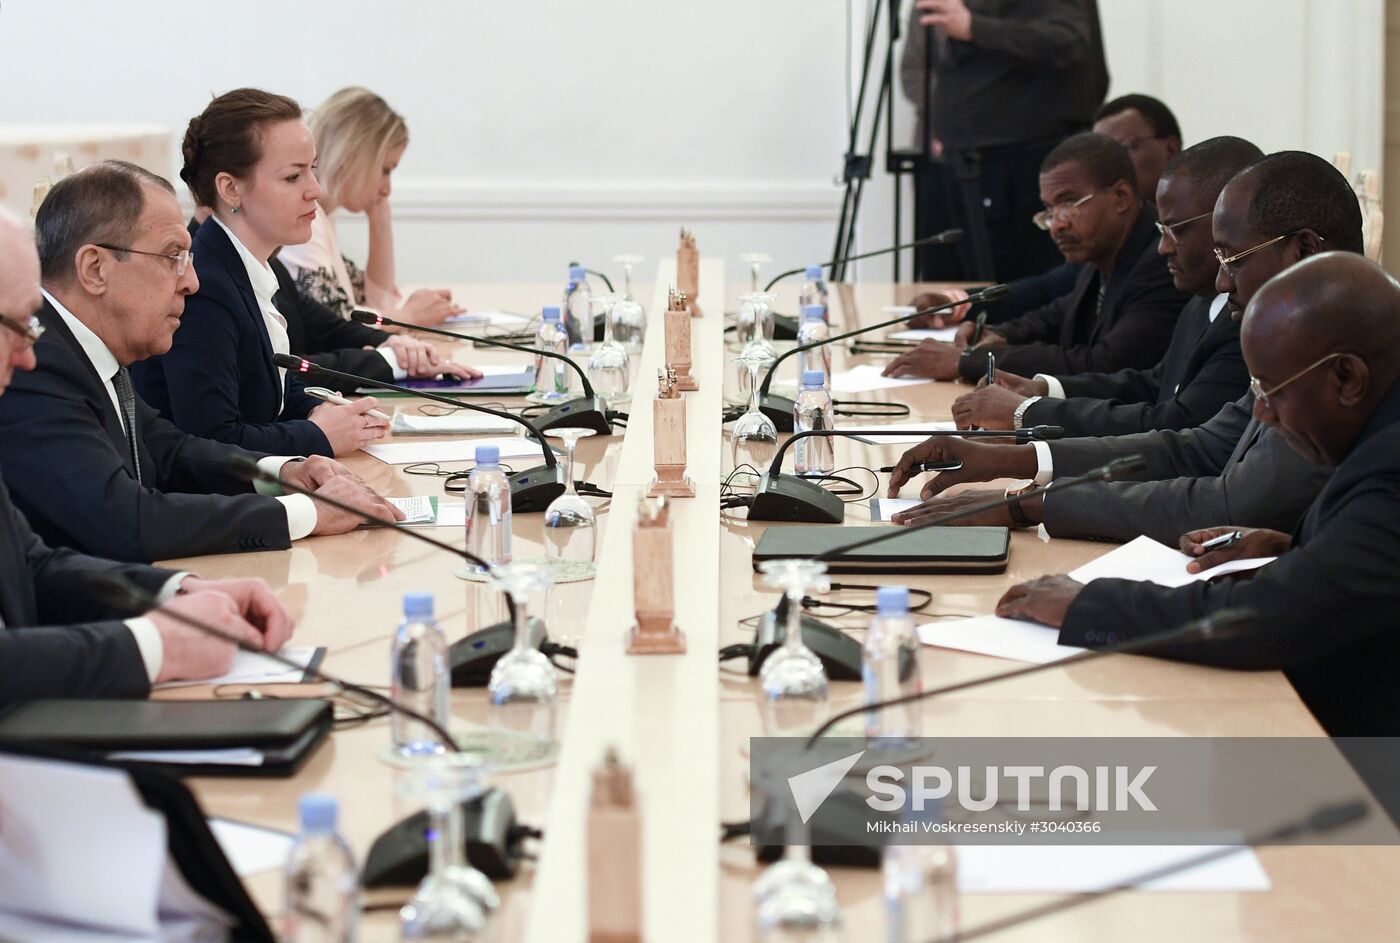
[[843, 420, 957, 445], [1069, 535, 1275, 589], [869, 498, 922, 522], [391, 412, 521, 436], [154, 645, 324, 689], [918, 615, 1087, 665], [208, 818, 296, 878], [107, 748, 266, 767], [444, 310, 534, 328], [829, 364, 934, 394], [387, 495, 436, 523], [957, 844, 1270, 893], [887, 326, 960, 342], [364, 435, 549, 466], [397, 501, 467, 527], [472, 363, 537, 377]]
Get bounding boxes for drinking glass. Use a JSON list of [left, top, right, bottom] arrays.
[[399, 753, 497, 940], [735, 291, 779, 360], [586, 293, 630, 404], [739, 251, 772, 293], [485, 563, 558, 750], [611, 254, 647, 352], [543, 427, 598, 577], [731, 353, 779, 472]]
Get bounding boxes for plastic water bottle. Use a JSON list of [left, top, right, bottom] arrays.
[[793, 370, 834, 477], [862, 585, 922, 740], [284, 793, 359, 943], [882, 797, 959, 943], [465, 445, 513, 571], [533, 307, 574, 401], [563, 264, 592, 348], [796, 304, 832, 386], [390, 592, 450, 758], [798, 264, 829, 319]]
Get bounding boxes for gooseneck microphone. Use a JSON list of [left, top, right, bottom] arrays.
[[806, 607, 1257, 744], [756, 283, 1011, 431], [746, 426, 1065, 523], [89, 573, 458, 749], [274, 353, 566, 512], [349, 310, 612, 437], [762, 229, 964, 291]]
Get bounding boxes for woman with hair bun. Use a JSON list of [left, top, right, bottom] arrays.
[[278, 86, 461, 325], [132, 87, 388, 456]]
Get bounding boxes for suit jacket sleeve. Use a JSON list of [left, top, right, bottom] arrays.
[[1058, 474, 1400, 672], [296, 290, 390, 353], [0, 625, 150, 705], [1046, 395, 1255, 480], [968, 0, 1090, 66], [980, 264, 1081, 324], [1041, 426, 1331, 544], [155, 290, 332, 455]]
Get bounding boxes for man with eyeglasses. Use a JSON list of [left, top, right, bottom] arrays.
[[884, 132, 1186, 383], [947, 136, 1260, 436], [0, 206, 300, 703], [0, 160, 402, 564], [994, 252, 1400, 740], [885, 151, 1350, 544]]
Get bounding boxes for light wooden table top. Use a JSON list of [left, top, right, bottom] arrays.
[[159, 269, 1400, 941]]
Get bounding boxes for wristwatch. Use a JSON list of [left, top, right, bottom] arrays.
[[1012, 396, 1042, 430], [1004, 478, 1036, 528]]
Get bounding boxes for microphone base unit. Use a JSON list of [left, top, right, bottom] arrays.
[[362, 788, 523, 885], [449, 617, 546, 687], [505, 464, 569, 513], [770, 313, 800, 341], [759, 393, 798, 432], [751, 610, 863, 681], [748, 474, 846, 524], [534, 395, 614, 436]]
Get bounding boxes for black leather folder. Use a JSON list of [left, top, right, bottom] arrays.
[[752, 525, 1010, 574], [0, 698, 333, 777]]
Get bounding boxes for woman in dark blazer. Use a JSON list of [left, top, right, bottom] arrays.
[[133, 88, 388, 457]]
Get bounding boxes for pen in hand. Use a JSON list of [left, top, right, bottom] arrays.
[[985, 350, 996, 387], [970, 310, 987, 345], [877, 461, 962, 474], [1198, 530, 1244, 552]]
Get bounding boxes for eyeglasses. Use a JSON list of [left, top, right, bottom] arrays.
[[1032, 191, 1097, 231], [1154, 210, 1212, 245], [93, 244, 192, 277], [1250, 352, 1345, 409], [0, 314, 45, 349], [1213, 231, 1321, 277]]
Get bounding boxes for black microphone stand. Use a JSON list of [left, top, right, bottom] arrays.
[[763, 229, 964, 292]]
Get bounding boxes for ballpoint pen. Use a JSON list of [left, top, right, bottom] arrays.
[[1199, 530, 1244, 551], [877, 461, 962, 474], [304, 386, 393, 422], [970, 310, 988, 345], [985, 350, 996, 386]]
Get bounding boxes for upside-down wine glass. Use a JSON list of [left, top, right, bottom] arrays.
[[740, 251, 772, 293], [485, 563, 559, 753], [543, 427, 598, 577], [398, 753, 498, 940], [731, 353, 779, 473], [610, 253, 647, 352], [587, 294, 631, 404]]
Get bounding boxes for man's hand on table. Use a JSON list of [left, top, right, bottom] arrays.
[[995, 574, 1085, 629], [886, 437, 1038, 498]]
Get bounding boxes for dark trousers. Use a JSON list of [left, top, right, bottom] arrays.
[[913, 160, 967, 282]]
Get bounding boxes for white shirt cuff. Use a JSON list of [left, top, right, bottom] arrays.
[[277, 494, 319, 540], [156, 572, 191, 604], [1031, 441, 1054, 486], [1036, 374, 1067, 399], [124, 617, 164, 684], [377, 346, 407, 380], [252, 456, 303, 496]]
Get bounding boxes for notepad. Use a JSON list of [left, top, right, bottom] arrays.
[[364, 436, 549, 466], [919, 614, 1086, 664], [391, 412, 522, 436], [828, 364, 935, 394], [388, 496, 467, 527], [359, 363, 536, 396], [1068, 535, 1276, 588], [444, 310, 535, 329], [155, 646, 325, 689]]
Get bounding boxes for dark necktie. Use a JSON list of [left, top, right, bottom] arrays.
[[112, 367, 142, 484]]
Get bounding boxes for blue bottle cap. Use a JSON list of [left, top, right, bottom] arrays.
[[569, 265, 588, 281], [802, 304, 825, 321], [542, 306, 561, 321], [805, 265, 824, 279], [802, 370, 826, 389], [877, 585, 909, 615], [403, 591, 434, 619], [475, 445, 501, 466], [298, 793, 338, 833]]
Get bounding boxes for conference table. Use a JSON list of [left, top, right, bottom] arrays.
[[161, 260, 1400, 941]]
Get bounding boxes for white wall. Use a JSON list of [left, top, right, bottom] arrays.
[[0, 0, 1383, 287]]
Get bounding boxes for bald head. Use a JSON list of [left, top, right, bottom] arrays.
[[1242, 253, 1400, 466]]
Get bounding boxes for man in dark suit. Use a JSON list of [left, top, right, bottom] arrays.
[[885, 151, 1359, 545], [0, 161, 402, 564], [0, 207, 295, 705], [948, 137, 1261, 436], [996, 253, 1400, 737], [883, 134, 1187, 382]]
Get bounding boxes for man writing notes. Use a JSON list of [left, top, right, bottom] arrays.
[[886, 151, 1355, 545], [882, 133, 1187, 383], [0, 161, 401, 564], [0, 206, 293, 705]]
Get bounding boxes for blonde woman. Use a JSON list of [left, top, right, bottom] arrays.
[[278, 87, 461, 325]]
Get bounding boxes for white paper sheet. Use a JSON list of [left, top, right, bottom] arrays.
[[887, 326, 961, 342], [444, 310, 535, 328], [399, 501, 467, 527], [391, 412, 521, 436], [154, 645, 323, 689], [364, 435, 548, 466], [208, 819, 295, 878], [1069, 535, 1275, 589], [843, 420, 957, 445], [387, 495, 436, 524], [107, 748, 266, 767], [828, 364, 935, 394], [957, 844, 1270, 893], [869, 498, 922, 522], [918, 615, 1086, 665]]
